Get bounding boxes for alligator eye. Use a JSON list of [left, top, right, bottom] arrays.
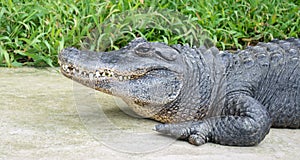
[[134, 43, 152, 56], [136, 46, 150, 53]]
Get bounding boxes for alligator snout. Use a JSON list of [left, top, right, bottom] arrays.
[[58, 47, 81, 65]]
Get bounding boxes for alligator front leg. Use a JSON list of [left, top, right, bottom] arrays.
[[155, 95, 272, 146]]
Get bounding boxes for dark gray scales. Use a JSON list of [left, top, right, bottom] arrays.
[[59, 38, 300, 146]]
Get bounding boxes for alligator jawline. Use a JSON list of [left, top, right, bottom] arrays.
[[60, 63, 161, 82]]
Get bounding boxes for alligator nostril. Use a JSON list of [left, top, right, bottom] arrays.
[[58, 47, 83, 71], [59, 47, 80, 61]]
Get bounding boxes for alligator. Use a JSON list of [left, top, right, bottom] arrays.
[[59, 37, 300, 146]]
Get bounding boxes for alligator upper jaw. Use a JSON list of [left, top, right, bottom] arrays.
[[58, 47, 155, 83]]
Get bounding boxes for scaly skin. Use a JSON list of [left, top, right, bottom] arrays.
[[59, 38, 300, 146]]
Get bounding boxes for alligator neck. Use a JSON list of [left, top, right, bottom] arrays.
[[154, 47, 215, 123]]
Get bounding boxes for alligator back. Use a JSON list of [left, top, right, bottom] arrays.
[[222, 38, 300, 128]]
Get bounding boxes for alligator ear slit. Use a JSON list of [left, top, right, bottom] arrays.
[[155, 50, 177, 61]]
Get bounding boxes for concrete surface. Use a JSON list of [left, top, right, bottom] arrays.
[[0, 67, 299, 160]]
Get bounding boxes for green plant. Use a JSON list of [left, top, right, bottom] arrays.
[[0, 0, 299, 67]]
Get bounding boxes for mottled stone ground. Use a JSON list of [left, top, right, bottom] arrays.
[[1, 68, 299, 160]]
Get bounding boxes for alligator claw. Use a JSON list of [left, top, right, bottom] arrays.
[[155, 122, 191, 139], [155, 121, 208, 145], [188, 134, 206, 146]]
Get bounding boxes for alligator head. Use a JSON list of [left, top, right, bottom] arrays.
[[59, 38, 187, 119]]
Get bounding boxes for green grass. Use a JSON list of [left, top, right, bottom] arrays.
[[0, 0, 299, 67]]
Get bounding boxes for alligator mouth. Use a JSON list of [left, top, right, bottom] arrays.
[[60, 63, 158, 82]]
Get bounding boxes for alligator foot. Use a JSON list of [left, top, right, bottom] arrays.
[[155, 121, 209, 146]]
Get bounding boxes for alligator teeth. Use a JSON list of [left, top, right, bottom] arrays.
[[62, 65, 68, 71], [82, 71, 87, 77], [95, 71, 101, 78], [89, 73, 94, 81], [61, 64, 138, 81]]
